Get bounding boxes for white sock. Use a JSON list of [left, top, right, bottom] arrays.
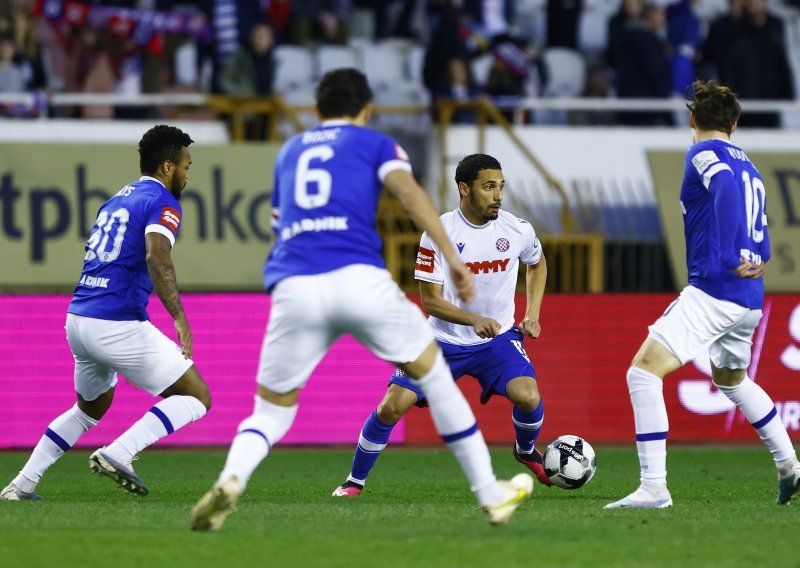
[[412, 352, 502, 506], [105, 396, 207, 463], [715, 377, 796, 464], [15, 404, 98, 492], [219, 396, 298, 491], [627, 367, 669, 487]]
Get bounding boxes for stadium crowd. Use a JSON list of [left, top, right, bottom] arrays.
[[0, 0, 797, 128]]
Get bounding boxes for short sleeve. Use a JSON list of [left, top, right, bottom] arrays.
[[144, 197, 182, 247], [414, 232, 443, 283], [376, 135, 413, 182], [518, 219, 542, 265], [689, 148, 733, 190]]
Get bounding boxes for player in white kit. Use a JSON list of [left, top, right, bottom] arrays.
[[606, 80, 800, 509], [332, 154, 551, 497], [1, 125, 211, 501], [190, 69, 533, 531]]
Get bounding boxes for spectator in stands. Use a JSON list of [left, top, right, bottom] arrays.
[[606, 0, 642, 69], [0, 34, 26, 93], [462, 0, 515, 42], [433, 56, 481, 124], [613, 3, 673, 126], [568, 62, 615, 126], [718, 0, 793, 128], [288, 0, 349, 46], [197, 0, 266, 92], [352, 0, 419, 39], [423, 2, 478, 98], [547, 0, 584, 49], [666, 0, 700, 96], [486, 37, 546, 123], [219, 21, 276, 140], [698, 0, 743, 81]]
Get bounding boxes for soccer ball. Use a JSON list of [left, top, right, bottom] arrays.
[[543, 435, 597, 489]]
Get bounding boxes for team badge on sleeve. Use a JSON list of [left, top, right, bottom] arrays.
[[159, 206, 181, 234], [691, 150, 719, 175], [416, 246, 435, 273]]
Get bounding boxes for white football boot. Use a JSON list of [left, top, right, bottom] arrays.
[[482, 473, 534, 525], [605, 484, 673, 509]]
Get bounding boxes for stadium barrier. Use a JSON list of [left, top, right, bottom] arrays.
[[2, 293, 798, 448]]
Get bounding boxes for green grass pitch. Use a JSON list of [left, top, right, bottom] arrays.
[[0, 447, 797, 568]]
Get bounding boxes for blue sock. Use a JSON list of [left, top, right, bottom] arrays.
[[349, 410, 396, 484], [512, 402, 544, 454]]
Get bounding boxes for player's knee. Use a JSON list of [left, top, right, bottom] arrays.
[[506, 377, 540, 411], [196, 385, 212, 411], [376, 399, 405, 424], [512, 390, 540, 412]]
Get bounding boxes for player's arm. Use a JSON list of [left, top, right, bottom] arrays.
[[708, 170, 765, 279], [520, 253, 547, 338], [384, 169, 474, 303], [418, 280, 500, 338], [146, 232, 192, 358]]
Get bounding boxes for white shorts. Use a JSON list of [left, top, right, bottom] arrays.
[[66, 313, 193, 401], [257, 264, 434, 393], [647, 285, 762, 369]]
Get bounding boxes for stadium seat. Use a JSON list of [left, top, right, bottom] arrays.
[[542, 47, 586, 97], [273, 46, 315, 93], [362, 41, 407, 90], [578, 10, 610, 57], [315, 45, 359, 77], [407, 44, 425, 84]]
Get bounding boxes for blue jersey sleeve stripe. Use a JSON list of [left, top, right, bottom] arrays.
[[702, 163, 733, 189], [377, 159, 412, 182]]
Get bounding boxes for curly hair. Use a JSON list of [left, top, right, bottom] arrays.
[[686, 80, 741, 134], [138, 125, 194, 175]]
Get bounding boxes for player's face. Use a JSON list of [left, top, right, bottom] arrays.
[[169, 147, 191, 199], [466, 169, 504, 221]]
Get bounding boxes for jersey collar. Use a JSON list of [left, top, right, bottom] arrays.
[[138, 175, 165, 188], [320, 119, 351, 127], [456, 208, 492, 229]]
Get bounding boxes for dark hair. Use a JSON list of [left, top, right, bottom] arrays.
[[138, 125, 194, 174], [455, 154, 502, 186], [686, 80, 741, 134], [315, 68, 373, 119]]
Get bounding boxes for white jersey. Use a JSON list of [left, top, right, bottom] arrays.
[[414, 208, 542, 346]]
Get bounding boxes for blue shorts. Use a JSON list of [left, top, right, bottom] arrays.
[[389, 328, 536, 406]]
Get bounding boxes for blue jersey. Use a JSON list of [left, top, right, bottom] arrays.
[[264, 120, 412, 291], [68, 177, 183, 321], [680, 139, 770, 309]]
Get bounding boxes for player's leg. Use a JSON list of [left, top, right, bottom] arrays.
[[92, 364, 210, 496], [604, 337, 679, 509], [709, 310, 800, 505], [345, 266, 531, 523], [2, 315, 116, 501], [476, 329, 550, 485], [505, 377, 549, 485], [191, 274, 333, 531], [1, 390, 113, 501], [333, 383, 419, 496]]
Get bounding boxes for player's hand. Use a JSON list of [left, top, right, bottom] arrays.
[[174, 315, 193, 359], [472, 316, 501, 338], [518, 316, 541, 338], [735, 257, 765, 279], [449, 261, 475, 304]]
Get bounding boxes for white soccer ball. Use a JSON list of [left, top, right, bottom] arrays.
[[543, 435, 597, 489]]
